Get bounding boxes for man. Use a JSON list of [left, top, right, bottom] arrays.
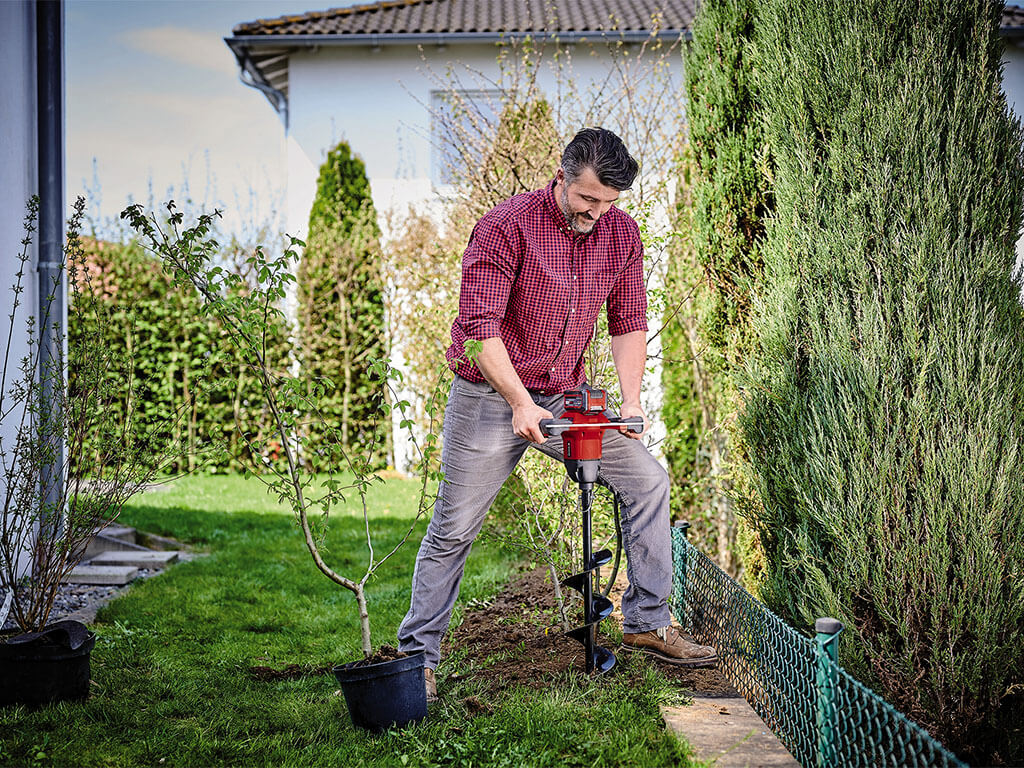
[[397, 128, 717, 702]]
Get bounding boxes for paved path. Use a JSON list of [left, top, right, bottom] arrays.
[[662, 696, 800, 768]]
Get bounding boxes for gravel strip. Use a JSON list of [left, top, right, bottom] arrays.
[[1, 569, 157, 632]]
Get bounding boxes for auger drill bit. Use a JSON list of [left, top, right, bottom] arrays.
[[540, 386, 643, 674]]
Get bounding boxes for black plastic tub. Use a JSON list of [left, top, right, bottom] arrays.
[[333, 650, 427, 732], [0, 621, 96, 707]]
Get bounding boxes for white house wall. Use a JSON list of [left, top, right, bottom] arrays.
[[285, 42, 656, 239], [1003, 45, 1024, 285], [0, 0, 40, 583]]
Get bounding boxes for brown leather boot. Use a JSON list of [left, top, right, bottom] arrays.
[[621, 626, 718, 667], [424, 667, 438, 703]]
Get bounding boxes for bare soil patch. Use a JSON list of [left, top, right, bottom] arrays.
[[444, 566, 737, 697]]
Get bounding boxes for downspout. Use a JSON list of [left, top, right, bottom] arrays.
[[35, 0, 65, 571]]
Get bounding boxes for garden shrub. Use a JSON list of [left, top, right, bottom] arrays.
[[299, 141, 388, 469], [662, 0, 771, 574], [70, 237, 290, 475], [742, 0, 1024, 760]]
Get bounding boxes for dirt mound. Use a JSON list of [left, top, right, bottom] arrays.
[[444, 566, 737, 697]]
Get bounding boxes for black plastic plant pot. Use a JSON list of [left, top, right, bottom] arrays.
[[333, 650, 427, 732], [0, 620, 97, 707]]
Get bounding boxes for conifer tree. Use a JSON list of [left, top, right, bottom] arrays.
[[743, 1, 1024, 759], [663, 0, 770, 571], [299, 142, 387, 468]]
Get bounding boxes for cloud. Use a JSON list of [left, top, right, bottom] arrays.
[[122, 25, 239, 78]]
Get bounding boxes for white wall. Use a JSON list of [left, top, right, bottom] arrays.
[[286, 41, 681, 236], [0, 0, 39, 584], [1003, 44, 1024, 284]]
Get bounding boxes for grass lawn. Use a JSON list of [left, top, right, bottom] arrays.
[[0, 474, 698, 767]]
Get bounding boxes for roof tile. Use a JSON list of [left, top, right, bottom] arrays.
[[233, 0, 698, 37], [233, 1, 1024, 39]]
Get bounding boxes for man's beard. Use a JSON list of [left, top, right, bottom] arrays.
[[560, 185, 597, 234]]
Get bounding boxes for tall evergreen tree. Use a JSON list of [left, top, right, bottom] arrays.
[[300, 142, 388, 468], [663, 0, 770, 572], [743, 1, 1024, 759]]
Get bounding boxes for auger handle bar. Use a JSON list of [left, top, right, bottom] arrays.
[[539, 416, 645, 437]]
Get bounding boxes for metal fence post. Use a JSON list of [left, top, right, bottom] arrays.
[[815, 617, 843, 768], [671, 521, 691, 630]]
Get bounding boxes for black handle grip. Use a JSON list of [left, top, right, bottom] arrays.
[[609, 416, 645, 434], [539, 417, 573, 436]]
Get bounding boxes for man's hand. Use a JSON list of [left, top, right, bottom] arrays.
[[513, 402, 554, 444], [619, 401, 648, 440]]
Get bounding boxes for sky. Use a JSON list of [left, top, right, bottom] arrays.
[[66, 0, 353, 239]]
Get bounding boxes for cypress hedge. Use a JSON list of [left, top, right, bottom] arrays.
[[742, 0, 1024, 759], [299, 142, 388, 469], [663, 0, 770, 572]]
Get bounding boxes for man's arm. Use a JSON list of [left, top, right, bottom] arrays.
[[474, 337, 552, 444], [611, 330, 648, 439]]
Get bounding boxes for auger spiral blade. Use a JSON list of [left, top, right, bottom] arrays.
[[592, 594, 614, 622], [591, 548, 613, 568], [592, 645, 617, 673], [563, 568, 618, 673]]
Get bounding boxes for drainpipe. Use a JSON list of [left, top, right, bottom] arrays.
[[35, 0, 65, 570]]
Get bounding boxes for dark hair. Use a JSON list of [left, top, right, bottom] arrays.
[[561, 128, 639, 190]]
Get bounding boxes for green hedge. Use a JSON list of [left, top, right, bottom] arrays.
[[742, 1, 1024, 761], [70, 238, 290, 475]]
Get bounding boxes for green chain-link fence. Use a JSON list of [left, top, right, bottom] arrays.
[[670, 523, 967, 768]]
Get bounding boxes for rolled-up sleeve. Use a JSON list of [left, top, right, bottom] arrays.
[[458, 217, 520, 340], [606, 229, 647, 336]]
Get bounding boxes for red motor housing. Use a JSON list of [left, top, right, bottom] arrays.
[[540, 386, 643, 488]]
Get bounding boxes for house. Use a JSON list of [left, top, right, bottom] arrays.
[[225, 0, 695, 238]]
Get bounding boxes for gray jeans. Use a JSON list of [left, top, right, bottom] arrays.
[[397, 375, 673, 669]]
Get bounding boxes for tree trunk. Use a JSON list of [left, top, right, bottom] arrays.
[[355, 582, 372, 657], [341, 292, 351, 453]]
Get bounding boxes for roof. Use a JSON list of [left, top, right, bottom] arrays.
[[226, 1, 1024, 124], [231, 0, 696, 38], [1004, 3, 1024, 36]]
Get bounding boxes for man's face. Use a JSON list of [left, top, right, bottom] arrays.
[[555, 167, 621, 234]]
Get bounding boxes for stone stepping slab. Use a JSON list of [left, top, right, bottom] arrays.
[[89, 550, 179, 569], [102, 525, 137, 543], [661, 696, 799, 767], [66, 565, 139, 586]]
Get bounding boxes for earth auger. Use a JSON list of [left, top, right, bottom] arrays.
[[540, 386, 644, 674]]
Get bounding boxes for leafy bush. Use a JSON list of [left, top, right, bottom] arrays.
[[742, 1, 1024, 760], [70, 236, 290, 475], [3, 198, 187, 632]]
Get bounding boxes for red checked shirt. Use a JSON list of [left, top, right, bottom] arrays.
[[446, 178, 647, 394]]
